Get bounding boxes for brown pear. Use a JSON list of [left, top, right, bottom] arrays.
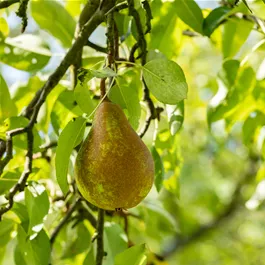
[[75, 100, 154, 210]]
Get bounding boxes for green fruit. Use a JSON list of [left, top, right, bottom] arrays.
[[75, 100, 154, 210]]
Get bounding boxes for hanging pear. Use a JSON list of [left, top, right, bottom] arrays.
[[75, 100, 154, 210]]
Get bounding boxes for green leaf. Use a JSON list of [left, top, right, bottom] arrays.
[[203, 6, 231, 37], [146, 50, 167, 62], [65, 0, 82, 17], [167, 101, 185, 135], [0, 17, 9, 37], [243, 111, 265, 146], [174, 0, 204, 34], [61, 222, 92, 259], [82, 48, 105, 68], [208, 65, 256, 128], [0, 35, 51, 71], [51, 90, 83, 134], [83, 246, 95, 265], [114, 78, 141, 130], [17, 225, 50, 265], [242, 0, 252, 12], [0, 219, 15, 264], [74, 81, 95, 116], [14, 245, 27, 265], [143, 58, 188, 105], [114, 244, 147, 265], [155, 131, 180, 195], [151, 147, 164, 192], [89, 67, 117, 78], [114, 13, 130, 38], [0, 219, 15, 247], [0, 170, 20, 195], [222, 18, 253, 58], [104, 222, 128, 265], [108, 85, 127, 109], [149, 2, 181, 58], [38, 84, 65, 133], [0, 75, 17, 122], [140, 202, 178, 240], [25, 182, 49, 239], [55, 117, 86, 194], [218, 59, 240, 88], [11, 76, 44, 113], [30, 0, 75, 47], [12, 202, 29, 231]]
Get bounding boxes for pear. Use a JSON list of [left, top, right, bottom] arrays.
[[75, 100, 154, 210]]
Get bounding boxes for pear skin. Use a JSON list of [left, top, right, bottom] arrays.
[[75, 100, 154, 210]]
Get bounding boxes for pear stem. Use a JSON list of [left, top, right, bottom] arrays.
[[100, 78, 107, 98]]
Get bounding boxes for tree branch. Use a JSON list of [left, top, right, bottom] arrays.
[[96, 208, 105, 265], [22, 1, 115, 119], [0, 0, 19, 9], [0, 140, 6, 160], [107, 9, 115, 67]]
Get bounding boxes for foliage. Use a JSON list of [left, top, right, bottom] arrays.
[[1, 0, 265, 264]]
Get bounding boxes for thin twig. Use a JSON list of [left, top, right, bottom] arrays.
[[40, 141, 58, 152], [182, 30, 200, 37], [0, 0, 19, 9], [143, 0, 153, 34], [16, 0, 29, 32], [71, 205, 97, 228], [105, 2, 128, 16], [129, 43, 139, 63], [96, 208, 105, 265], [86, 40, 108, 53], [50, 199, 81, 245]]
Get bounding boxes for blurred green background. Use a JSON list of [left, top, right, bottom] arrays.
[[1, 0, 265, 264]]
